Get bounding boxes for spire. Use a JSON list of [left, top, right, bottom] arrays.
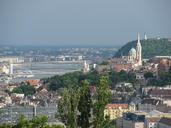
[[136, 33, 142, 66], [144, 33, 147, 40], [83, 60, 90, 73], [137, 33, 140, 44]]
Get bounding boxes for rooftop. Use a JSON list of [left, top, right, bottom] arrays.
[[159, 118, 171, 126], [105, 103, 129, 109], [147, 117, 160, 122]]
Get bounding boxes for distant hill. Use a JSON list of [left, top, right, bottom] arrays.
[[115, 38, 171, 59]]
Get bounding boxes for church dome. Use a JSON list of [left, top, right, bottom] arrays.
[[129, 48, 136, 55]]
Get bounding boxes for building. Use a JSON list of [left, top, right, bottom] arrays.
[[110, 34, 142, 72], [158, 118, 171, 128], [83, 60, 90, 73], [115, 82, 133, 88], [158, 58, 171, 74], [148, 89, 171, 107], [104, 103, 135, 120], [10, 63, 13, 75], [25, 79, 40, 88], [139, 98, 171, 114], [145, 117, 160, 128], [123, 34, 142, 67], [1, 65, 9, 74], [117, 112, 145, 128], [0, 57, 19, 63], [138, 98, 163, 112], [113, 63, 133, 72]]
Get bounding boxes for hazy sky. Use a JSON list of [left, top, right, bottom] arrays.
[[0, 0, 171, 46]]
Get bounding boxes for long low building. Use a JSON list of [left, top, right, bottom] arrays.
[[116, 112, 145, 128], [158, 118, 171, 128]]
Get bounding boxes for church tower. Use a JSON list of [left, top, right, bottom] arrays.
[[136, 34, 142, 66]]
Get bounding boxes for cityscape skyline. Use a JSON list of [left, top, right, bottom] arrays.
[[1, 0, 171, 46]]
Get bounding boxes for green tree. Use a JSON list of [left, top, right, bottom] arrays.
[[13, 115, 29, 128], [0, 124, 12, 128], [12, 84, 36, 96], [29, 116, 48, 128], [0, 116, 64, 128], [144, 72, 154, 79], [12, 87, 23, 94], [93, 76, 112, 128], [58, 87, 80, 128], [100, 61, 109, 65], [77, 80, 92, 128]]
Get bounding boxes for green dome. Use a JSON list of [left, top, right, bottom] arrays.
[[129, 48, 136, 55]]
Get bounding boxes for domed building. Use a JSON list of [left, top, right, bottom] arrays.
[[125, 34, 142, 67], [128, 48, 137, 61], [111, 34, 142, 72]]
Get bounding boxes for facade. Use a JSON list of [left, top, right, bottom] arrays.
[[111, 34, 143, 72], [148, 89, 171, 107], [124, 34, 142, 67], [0, 63, 13, 75], [117, 112, 145, 128], [25, 79, 40, 88], [145, 117, 160, 128], [104, 103, 135, 120], [83, 60, 90, 73], [158, 58, 171, 74], [122, 119, 144, 128], [0, 104, 57, 123], [158, 118, 171, 128]]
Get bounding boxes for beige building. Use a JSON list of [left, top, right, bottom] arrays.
[[104, 103, 135, 120]]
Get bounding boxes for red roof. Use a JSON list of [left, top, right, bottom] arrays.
[[26, 79, 39, 86], [105, 104, 129, 109]]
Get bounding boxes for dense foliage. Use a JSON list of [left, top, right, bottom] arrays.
[[144, 72, 154, 79], [12, 83, 36, 96], [115, 38, 171, 58], [147, 71, 171, 86], [93, 76, 112, 128], [0, 116, 64, 128], [46, 70, 136, 91], [58, 77, 115, 128], [58, 86, 80, 128], [77, 80, 92, 128]]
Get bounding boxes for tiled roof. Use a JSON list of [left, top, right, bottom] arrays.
[[26, 79, 39, 86], [147, 117, 160, 122], [142, 98, 162, 105], [105, 103, 129, 109], [149, 89, 171, 97]]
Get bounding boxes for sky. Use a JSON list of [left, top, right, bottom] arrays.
[[0, 0, 171, 47]]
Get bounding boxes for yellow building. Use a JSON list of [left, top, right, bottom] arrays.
[[104, 103, 135, 120]]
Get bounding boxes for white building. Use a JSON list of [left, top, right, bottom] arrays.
[[145, 117, 160, 128], [83, 60, 90, 73], [10, 63, 13, 75], [123, 34, 142, 68], [2, 65, 10, 74]]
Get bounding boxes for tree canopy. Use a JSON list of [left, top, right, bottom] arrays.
[[12, 83, 36, 96], [115, 38, 171, 59], [0, 115, 64, 128], [46, 70, 136, 91]]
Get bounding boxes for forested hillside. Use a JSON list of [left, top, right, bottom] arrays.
[[115, 38, 171, 58]]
